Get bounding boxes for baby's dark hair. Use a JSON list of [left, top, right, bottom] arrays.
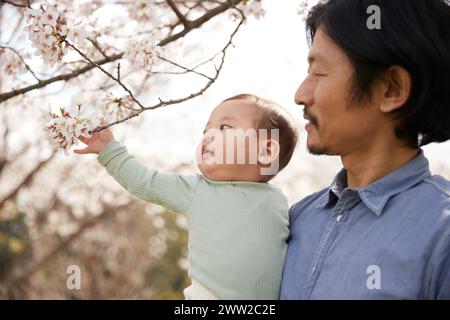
[[222, 94, 298, 175]]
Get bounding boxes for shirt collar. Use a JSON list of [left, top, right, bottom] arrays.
[[316, 150, 432, 216]]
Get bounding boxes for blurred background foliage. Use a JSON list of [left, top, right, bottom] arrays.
[[0, 199, 190, 299]]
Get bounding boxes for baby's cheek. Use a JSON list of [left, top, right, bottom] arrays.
[[195, 145, 203, 163], [235, 136, 252, 164]]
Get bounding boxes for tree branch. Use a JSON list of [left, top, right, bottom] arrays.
[[0, 0, 31, 9], [166, 0, 191, 29], [0, 45, 41, 82], [157, 54, 213, 81], [159, 0, 242, 46], [0, 151, 57, 207], [91, 15, 245, 133], [66, 39, 146, 109], [0, 53, 123, 103], [0, 0, 243, 104]]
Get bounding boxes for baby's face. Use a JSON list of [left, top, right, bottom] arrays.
[[197, 99, 265, 182]]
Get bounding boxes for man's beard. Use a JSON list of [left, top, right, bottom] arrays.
[[305, 120, 328, 155], [307, 144, 329, 155]]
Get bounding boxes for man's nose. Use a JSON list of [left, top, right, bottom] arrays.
[[294, 77, 313, 107]]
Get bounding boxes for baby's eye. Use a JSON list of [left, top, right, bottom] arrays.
[[220, 124, 232, 130]]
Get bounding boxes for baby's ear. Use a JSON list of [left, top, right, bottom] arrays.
[[257, 139, 280, 165]]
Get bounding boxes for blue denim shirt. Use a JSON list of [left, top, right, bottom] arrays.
[[281, 151, 450, 299]]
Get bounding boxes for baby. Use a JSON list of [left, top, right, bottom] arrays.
[[75, 93, 298, 299]]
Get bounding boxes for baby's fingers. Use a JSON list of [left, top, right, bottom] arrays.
[[73, 147, 91, 154], [78, 135, 90, 144]]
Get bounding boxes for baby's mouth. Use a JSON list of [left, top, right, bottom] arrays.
[[202, 145, 214, 159]]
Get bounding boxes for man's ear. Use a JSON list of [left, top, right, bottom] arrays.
[[257, 139, 280, 165], [378, 65, 412, 113]]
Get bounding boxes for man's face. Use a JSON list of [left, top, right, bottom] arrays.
[[295, 28, 385, 156]]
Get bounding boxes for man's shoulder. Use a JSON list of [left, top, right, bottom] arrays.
[[420, 174, 450, 220], [289, 187, 329, 223], [406, 174, 450, 213], [422, 174, 450, 199]]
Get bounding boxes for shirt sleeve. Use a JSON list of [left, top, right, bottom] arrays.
[[97, 140, 201, 214], [424, 210, 450, 300]]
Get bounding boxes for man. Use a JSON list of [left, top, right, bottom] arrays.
[[281, 0, 450, 299]]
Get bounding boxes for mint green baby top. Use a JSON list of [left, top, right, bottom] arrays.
[[97, 140, 289, 299]]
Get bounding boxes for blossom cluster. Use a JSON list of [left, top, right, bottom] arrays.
[[232, 0, 266, 20], [123, 37, 161, 70], [0, 49, 25, 76], [25, 3, 88, 66], [102, 93, 137, 121], [297, 0, 310, 21], [44, 105, 99, 154], [128, 0, 161, 22]]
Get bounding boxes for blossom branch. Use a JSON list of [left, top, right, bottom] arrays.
[[0, 0, 31, 9], [157, 54, 213, 81], [0, 151, 57, 208], [65, 38, 146, 110], [87, 38, 108, 59], [166, 0, 191, 29], [0, 45, 41, 82], [91, 15, 245, 133], [0, 0, 243, 104], [0, 53, 123, 104], [158, 0, 242, 46]]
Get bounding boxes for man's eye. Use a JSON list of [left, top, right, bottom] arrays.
[[220, 124, 232, 130], [311, 71, 327, 77]]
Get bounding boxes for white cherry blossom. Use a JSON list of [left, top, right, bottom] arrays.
[[232, 0, 266, 21], [128, 0, 161, 23], [297, 0, 310, 21], [102, 93, 137, 121], [24, 3, 88, 66], [0, 49, 26, 76], [44, 105, 100, 155], [123, 37, 160, 71]]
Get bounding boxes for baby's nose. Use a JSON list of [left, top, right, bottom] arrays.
[[202, 132, 214, 143]]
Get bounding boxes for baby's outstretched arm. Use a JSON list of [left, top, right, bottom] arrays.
[[75, 118, 200, 214]]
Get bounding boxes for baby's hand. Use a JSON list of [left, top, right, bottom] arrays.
[[74, 118, 115, 155]]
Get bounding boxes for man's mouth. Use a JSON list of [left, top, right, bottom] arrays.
[[303, 111, 318, 128]]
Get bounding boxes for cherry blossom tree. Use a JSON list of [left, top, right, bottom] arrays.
[[0, 0, 277, 299]]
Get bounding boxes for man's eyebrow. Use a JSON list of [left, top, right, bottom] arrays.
[[307, 52, 326, 65]]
